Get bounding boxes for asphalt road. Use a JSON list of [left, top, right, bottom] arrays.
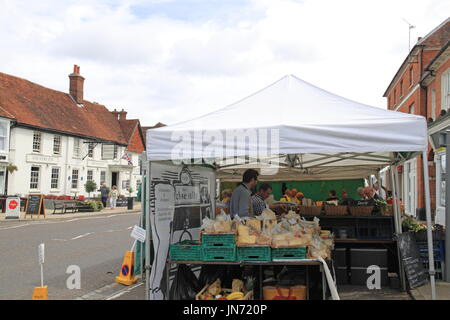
[[0, 212, 140, 300]]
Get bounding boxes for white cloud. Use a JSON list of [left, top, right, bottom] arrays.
[[0, 0, 449, 126]]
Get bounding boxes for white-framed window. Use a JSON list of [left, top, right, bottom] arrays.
[[442, 69, 450, 111], [72, 169, 79, 189], [403, 158, 417, 216], [30, 166, 40, 190], [88, 142, 95, 158], [53, 135, 61, 155], [33, 132, 41, 153], [100, 171, 106, 184], [87, 170, 93, 182], [51, 167, 60, 189], [73, 138, 80, 158], [0, 121, 8, 152]]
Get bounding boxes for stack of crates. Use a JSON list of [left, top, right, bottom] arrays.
[[237, 246, 271, 262], [271, 247, 307, 260], [169, 240, 203, 261], [416, 240, 445, 280], [201, 233, 237, 262]]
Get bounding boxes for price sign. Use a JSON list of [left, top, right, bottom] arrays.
[[130, 225, 146, 243]]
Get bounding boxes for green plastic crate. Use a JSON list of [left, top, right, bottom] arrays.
[[202, 247, 236, 262], [201, 233, 236, 248], [271, 247, 307, 260], [170, 240, 202, 261], [237, 246, 271, 261]]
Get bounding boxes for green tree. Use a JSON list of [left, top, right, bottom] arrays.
[[84, 180, 97, 199]]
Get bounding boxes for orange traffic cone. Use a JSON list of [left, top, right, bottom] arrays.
[[32, 286, 48, 300], [115, 251, 137, 286]]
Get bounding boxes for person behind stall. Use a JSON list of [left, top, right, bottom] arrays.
[[230, 169, 259, 218], [251, 184, 273, 216], [356, 187, 366, 200], [326, 189, 339, 201], [340, 189, 354, 205]]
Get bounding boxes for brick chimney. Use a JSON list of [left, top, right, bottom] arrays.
[[111, 108, 120, 119], [69, 65, 85, 104], [119, 109, 127, 120]]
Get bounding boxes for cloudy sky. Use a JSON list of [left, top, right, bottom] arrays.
[[0, 0, 449, 126]]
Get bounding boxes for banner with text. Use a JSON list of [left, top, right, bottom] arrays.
[[148, 163, 215, 300]]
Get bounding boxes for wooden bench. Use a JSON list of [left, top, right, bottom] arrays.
[[53, 200, 66, 214]]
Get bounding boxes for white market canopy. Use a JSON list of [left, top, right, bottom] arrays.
[[147, 75, 427, 180]]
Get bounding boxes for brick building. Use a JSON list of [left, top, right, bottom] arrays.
[[383, 18, 450, 220]]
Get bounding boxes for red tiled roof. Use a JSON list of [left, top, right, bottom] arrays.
[[119, 119, 146, 153], [0, 72, 128, 145]]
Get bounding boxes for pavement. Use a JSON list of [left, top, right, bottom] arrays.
[[0, 208, 142, 300], [0, 202, 142, 221], [410, 281, 450, 300], [338, 285, 411, 300]]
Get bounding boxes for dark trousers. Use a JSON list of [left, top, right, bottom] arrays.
[[101, 196, 107, 208]]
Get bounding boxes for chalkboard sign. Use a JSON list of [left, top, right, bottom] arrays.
[[25, 194, 45, 218], [397, 232, 428, 289]]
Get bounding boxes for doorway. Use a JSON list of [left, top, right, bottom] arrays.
[[111, 172, 119, 188]]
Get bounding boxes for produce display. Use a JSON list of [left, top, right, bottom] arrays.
[[198, 208, 334, 260], [196, 278, 253, 300]]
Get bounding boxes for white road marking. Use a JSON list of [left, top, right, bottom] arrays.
[[105, 282, 143, 300], [71, 232, 92, 240], [127, 226, 133, 230], [51, 238, 68, 241]]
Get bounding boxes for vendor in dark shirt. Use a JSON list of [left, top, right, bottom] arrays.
[[326, 189, 339, 201], [340, 189, 354, 205]]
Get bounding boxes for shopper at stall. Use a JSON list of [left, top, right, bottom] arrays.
[[229, 169, 259, 217], [251, 183, 273, 216]]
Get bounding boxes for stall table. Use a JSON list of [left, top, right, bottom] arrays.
[[166, 259, 329, 300]]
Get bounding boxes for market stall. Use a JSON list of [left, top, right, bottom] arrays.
[[145, 74, 436, 300]]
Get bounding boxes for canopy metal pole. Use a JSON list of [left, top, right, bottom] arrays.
[[391, 165, 406, 291], [445, 139, 450, 281], [422, 151, 437, 300], [145, 161, 152, 300]]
